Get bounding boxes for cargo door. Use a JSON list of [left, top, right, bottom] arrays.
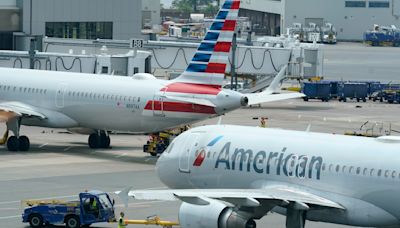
[[55, 83, 67, 108], [179, 133, 200, 173]]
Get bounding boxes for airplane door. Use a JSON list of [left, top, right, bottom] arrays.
[[152, 95, 164, 116], [55, 83, 67, 108], [179, 133, 200, 173]]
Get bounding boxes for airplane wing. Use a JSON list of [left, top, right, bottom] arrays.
[[244, 65, 305, 106], [0, 102, 46, 122], [117, 186, 344, 210]]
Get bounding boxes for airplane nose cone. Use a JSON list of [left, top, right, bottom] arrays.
[[155, 144, 180, 188]]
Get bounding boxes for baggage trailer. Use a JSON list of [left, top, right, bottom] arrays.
[[338, 82, 368, 102], [302, 82, 331, 102], [349, 81, 382, 99], [22, 190, 116, 228]]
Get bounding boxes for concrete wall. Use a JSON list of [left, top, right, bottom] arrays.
[[142, 0, 161, 27], [240, 0, 283, 15], [284, 0, 400, 40], [22, 0, 142, 40]]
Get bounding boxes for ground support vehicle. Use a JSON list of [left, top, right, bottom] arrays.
[[338, 82, 368, 102], [364, 26, 400, 47], [302, 81, 332, 102], [22, 191, 116, 228], [349, 81, 382, 99], [143, 126, 189, 156]]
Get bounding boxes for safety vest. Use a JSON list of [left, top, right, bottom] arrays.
[[118, 217, 126, 228], [91, 199, 97, 209]]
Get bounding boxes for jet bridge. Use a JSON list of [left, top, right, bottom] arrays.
[[0, 49, 152, 76]]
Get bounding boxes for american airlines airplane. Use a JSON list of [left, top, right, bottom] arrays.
[[0, 0, 302, 152], [120, 125, 400, 228]]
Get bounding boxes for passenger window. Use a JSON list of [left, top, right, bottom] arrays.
[[321, 163, 326, 171], [349, 166, 354, 174], [336, 165, 340, 172], [356, 167, 361, 175], [363, 168, 368, 175], [392, 171, 397, 179], [370, 169, 375, 176], [385, 170, 390, 178], [329, 164, 333, 172], [377, 169, 382, 177], [342, 166, 346, 173]]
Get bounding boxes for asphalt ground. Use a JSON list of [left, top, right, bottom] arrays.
[[0, 43, 399, 228]]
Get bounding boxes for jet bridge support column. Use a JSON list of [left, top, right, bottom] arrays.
[[286, 202, 308, 228]]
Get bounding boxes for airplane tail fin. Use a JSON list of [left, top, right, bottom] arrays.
[[173, 0, 240, 87]]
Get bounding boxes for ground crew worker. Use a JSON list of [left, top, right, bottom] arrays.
[[118, 212, 127, 228], [260, 117, 268, 128], [90, 198, 99, 218]]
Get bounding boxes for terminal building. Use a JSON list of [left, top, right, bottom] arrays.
[[0, 0, 161, 50], [239, 0, 400, 40]]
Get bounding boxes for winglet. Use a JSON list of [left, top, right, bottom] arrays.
[[264, 65, 288, 95], [116, 186, 132, 208]]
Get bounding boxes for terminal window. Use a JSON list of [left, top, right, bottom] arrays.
[[369, 1, 390, 7], [345, 1, 366, 7], [45, 22, 113, 40]]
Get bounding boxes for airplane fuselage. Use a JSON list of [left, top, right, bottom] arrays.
[[0, 68, 243, 133], [157, 125, 400, 227]]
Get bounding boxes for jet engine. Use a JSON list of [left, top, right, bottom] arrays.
[[178, 200, 256, 228]]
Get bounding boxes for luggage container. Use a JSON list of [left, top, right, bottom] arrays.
[[302, 82, 331, 102], [349, 81, 382, 98], [338, 82, 368, 102]]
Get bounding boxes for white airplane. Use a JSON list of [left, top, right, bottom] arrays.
[[0, 0, 302, 151], [119, 125, 400, 228]]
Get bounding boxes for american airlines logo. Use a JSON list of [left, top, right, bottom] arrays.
[[215, 143, 323, 180], [193, 136, 224, 167]]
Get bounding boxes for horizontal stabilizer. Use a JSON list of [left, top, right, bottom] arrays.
[[247, 92, 305, 106]]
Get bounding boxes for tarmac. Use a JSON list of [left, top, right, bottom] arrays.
[[0, 42, 399, 228]]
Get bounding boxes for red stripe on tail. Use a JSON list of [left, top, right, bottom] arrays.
[[221, 20, 236, 31], [206, 63, 226, 74]]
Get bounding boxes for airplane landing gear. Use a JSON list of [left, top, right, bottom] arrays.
[[286, 202, 307, 228], [6, 135, 30, 152], [5, 118, 31, 152], [88, 131, 110, 149]]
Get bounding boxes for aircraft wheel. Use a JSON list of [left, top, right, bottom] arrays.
[[19, 136, 30, 151], [99, 133, 110, 148], [7, 136, 19, 152], [88, 133, 100, 149]]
